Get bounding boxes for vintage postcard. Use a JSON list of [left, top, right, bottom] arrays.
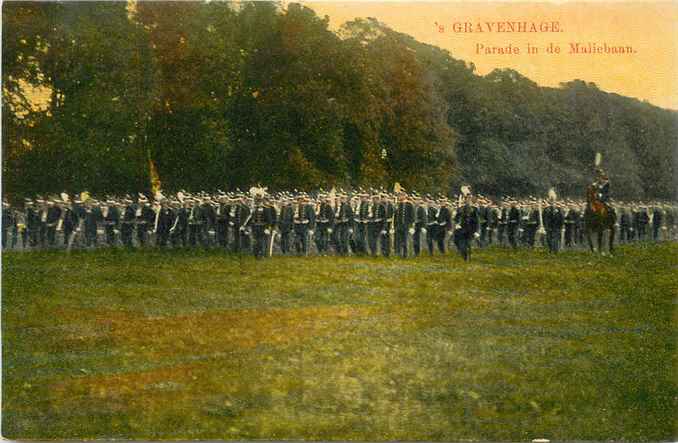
[[2, 0, 676, 441]]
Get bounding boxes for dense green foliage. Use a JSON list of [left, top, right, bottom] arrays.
[[3, 244, 677, 440], [3, 1, 677, 199]]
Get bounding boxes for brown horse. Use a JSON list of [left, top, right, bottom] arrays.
[[584, 184, 616, 254]]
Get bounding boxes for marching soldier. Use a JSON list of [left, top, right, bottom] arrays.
[[487, 204, 499, 246], [413, 195, 427, 256], [155, 198, 174, 247], [354, 193, 370, 255], [234, 196, 251, 253], [435, 197, 453, 254], [200, 195, 216, 247], [102, 198, 120, 246], [315, 194, 335, 255], [334, 193, 354, 256], [543, 189, 564, 253], [136, 194, 155, 247], [215, 194, 229, 248], [507, 200, 520, 248], [121, 196, 136, 248], [635, 206, 649, 241], [618, 206, 632, 243], [25, 198, 39, 248], [187, 197, 204, 247], [453, 187, 480, 261], [426, 196, 438, 255], [524, 203, 539, 248], [652, 206, 663, 241], [394, 191, 415, 258], [62, 196, 78, 248], [170, 196, 189, 248], [278, 196, 294, 255], [2, 200, 14, 250], [247, 189, 275, 259], [293, 194, 315, 256], [367, 194, 382, 256], [564, 205, 579, 247], [477, 202, 489, 247], [45, 198, 62, 247], [380, 193, 395, 257], [82, 199, 101, 248], [497, 200, 509, 246]]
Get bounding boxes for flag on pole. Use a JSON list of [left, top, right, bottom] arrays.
[[148, 151, 161, 197]]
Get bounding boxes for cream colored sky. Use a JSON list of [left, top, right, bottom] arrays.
[[303, 1, 678, 110]]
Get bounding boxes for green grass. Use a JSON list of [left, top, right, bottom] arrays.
[[2, 244, 677, 441]]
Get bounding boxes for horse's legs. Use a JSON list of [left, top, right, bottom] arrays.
[[586, 228, 595, 252], [597, 229, 604, 254], [609, 226, 615, 254]]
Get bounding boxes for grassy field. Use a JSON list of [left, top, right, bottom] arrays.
[[2, 244, 677, 441]]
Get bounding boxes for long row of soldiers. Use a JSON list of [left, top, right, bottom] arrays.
[[2, 187, 676, 259]]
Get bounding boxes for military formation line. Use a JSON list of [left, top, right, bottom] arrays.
[[2, 188, 676, 260]]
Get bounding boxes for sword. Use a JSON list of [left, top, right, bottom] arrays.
[[268, 229, 277, 257]]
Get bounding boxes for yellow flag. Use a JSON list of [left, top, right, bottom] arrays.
[[393, 182, 402, 193], [149, 158, 161, 196]]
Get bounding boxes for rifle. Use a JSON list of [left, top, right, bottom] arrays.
[[67, 219, 83, 252], [537, 200, 546, 247]]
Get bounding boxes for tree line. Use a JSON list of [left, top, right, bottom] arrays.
[[3, 1, 677, 201]]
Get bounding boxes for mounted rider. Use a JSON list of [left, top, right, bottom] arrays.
[[591, 152, 611, 212]]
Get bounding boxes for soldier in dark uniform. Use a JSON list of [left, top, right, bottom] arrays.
[[618, 206, 631, 243], [367, 195, 382, 256], [170, 197, 189, 248], [426, 196, 438, 255], [665, 205, 675, 240], [2, 200, 14, 250], [652, 206, 663, 241], [497, 201, 509, 246], [543, 190, 564, 253], [477, 203, 489, 248], [435, 198, 453, 254], [394, 191, 415, 258], [26, 200, 41, 248], [380, 193, 395, 257], [278, 197, 294, 255], [155, 198, 174, 247], [234, 197, 252, 253], [200, 196, 216, 247], [36, 198, 49, 248], [413, 196, 428, 256], [245, 191, 270, 258], [61, 198, 78, 248], [453, 191, 480, 261], [293, 195, 315, 255], [525, 204, 539, 248], [487, 204, 499, 246], [315, 195, 335, 255], [354, 193, 370, 255], [334, 193, 354, 256], [636, 207, 649, 241], [564, 205, 579, 247], [507, 201, 520, 249], [121, 197, 136, 248], [187, 197, 204, 247], [215, 194, 229, 248], [102, 198, 120, 246], [576, 206, 586, 244], [44, 199, 62, 247], [136, 194, 155, 247], [82, 200, 101, 248]]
